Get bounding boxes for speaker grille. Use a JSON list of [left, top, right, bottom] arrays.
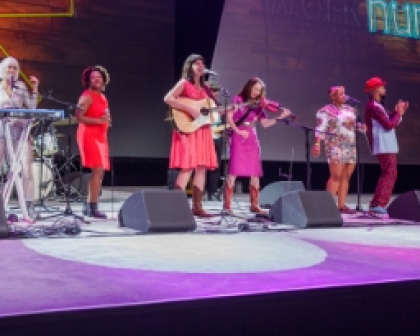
[[119, 190, 196, 233], [273, 191, 343, 228], [143, 191, 195, 230]]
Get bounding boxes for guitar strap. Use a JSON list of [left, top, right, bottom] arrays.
[[203, 85, 221, 106], [204, 85, 222, 124]]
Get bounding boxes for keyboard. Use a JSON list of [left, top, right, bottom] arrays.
[[0, 108, 64, 120]]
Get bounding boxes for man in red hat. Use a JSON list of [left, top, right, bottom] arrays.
[[364, 77, 408, 214]]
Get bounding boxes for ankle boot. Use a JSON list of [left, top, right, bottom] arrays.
[[83, 202, 107, 219], [223, 184, 234, 213], [192, 186, 210, 217], [249, 185, 267, 214]]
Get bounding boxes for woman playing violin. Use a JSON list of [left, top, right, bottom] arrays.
[[224, 77, 291, 214]]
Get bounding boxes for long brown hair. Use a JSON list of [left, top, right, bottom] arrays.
[[181, 54, 205, 87], [238, 77, 266, 101]]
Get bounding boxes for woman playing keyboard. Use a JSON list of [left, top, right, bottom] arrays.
[[0, 56, 39, 219]]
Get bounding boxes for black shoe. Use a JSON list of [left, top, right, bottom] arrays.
[[83, 203, 107, 219]]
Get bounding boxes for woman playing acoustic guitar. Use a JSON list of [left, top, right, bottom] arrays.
[[164, 54, 218, 217], [224, 77, 292, 214]]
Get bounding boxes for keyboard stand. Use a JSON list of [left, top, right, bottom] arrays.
[[2, 118, 32, 221]]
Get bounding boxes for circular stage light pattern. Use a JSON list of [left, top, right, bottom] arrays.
[[23, 232, 326, 273]]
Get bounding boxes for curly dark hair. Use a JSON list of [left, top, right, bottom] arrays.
[[81, 65, 110, 89], [181, 54, 205, 87]]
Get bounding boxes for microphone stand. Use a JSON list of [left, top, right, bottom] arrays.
[[347, 101, 379, 219], [212, 86, 240, 230], [38, 91, 89, 224], [276, 119, 334, 191], [354, 102, 363, 212]]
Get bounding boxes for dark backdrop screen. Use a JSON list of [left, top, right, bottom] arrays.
[[212, 0, 420, 164], [0, 0, 174, 158]]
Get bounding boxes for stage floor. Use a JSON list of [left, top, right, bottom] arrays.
[[0, 187, 420, 323]]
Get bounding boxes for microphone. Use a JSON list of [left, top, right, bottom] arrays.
[[10, 75, 14, 90], [345, 95, 361, 104], [204, 69, 218, 76], [0, 78, 18, 88], [105, 108, 112, 127]]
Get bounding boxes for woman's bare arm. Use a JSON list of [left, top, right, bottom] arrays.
[[164, 79, 198, 118], [76, 95, 108, 125]]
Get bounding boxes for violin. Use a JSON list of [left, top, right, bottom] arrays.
[[260, 98, 298, 120]]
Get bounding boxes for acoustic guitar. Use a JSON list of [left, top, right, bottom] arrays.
[[169, 97, 258, 134]]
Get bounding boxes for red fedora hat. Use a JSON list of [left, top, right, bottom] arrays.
[[365, 77, 387, 92]]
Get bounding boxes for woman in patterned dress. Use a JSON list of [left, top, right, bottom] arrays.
[[164, 54, 218, 217], [224, 77, 291, 214], [312, 86, 366, 213]]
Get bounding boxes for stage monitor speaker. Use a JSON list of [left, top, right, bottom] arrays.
[[260, 181, 305, 207], [118, 189, 196, 233], [269, 190, 343, 228], [0, 193, 9, 239], [388, 190, 420, 222]]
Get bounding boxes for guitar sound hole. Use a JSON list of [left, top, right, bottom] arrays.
[[200, 108, 209, 116]]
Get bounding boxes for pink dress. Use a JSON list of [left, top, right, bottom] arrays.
[[229, 95, 266, 177], [169, 80, 217, 170]]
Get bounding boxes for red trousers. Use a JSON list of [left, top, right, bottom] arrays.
[[370, 154, 397, 208]]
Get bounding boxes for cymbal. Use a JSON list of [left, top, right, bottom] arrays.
[[55, 133, 66, 138], [53, 117, 77, 126]]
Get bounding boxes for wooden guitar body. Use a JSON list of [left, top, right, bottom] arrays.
[[170, 97, 217, 134]]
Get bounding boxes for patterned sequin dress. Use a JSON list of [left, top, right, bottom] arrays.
[[315, 104, 357, 164]]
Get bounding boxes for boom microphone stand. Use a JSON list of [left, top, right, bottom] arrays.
[[276, 119, 334, 190], [38, 91, 88, 224]]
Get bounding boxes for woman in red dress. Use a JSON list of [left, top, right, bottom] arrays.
[[76, 66, 111, 218], [164, 54, 217, 217]]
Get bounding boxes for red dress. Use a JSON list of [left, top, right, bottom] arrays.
[[77, 90, 110, 170], [169, 80, 217, 170]]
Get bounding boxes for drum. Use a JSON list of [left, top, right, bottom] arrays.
[[34, 133, 58, 156], [32, 161, 54, 200]]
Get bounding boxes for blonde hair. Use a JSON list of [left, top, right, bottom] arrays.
[[0, 57, 20, 82]]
